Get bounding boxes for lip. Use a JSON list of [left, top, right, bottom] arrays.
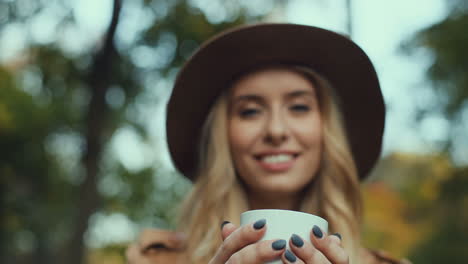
[[254, 151, 300, 172], [254, 150, 300, 157]]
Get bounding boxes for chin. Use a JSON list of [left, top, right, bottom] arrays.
[[258, 176, 310, 194]]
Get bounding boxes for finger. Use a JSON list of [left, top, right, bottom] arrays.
[[228, 239, 287, 264], [209, 219, 267, 264], [289, 233, 331, 264], [282, 249, 303, 264], [310, 226, 348, 264], [329, 233, 342, 245], [221, 221, 237, 241]]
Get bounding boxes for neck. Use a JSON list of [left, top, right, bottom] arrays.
[[247, 189, 303, 211]]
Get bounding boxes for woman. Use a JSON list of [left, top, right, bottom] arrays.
[[126, 24, 410, 264]]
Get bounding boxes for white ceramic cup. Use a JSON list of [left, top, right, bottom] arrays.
[[240, 209, 328, 264]]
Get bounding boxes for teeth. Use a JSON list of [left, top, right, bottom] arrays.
[[262, 154, 293, 163]]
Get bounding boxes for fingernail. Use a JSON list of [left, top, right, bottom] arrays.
[[291, 234, 304, 247], [332, 233, 342, 240], [285, 249, 297, 262], [272, 239, 286, 250], [312, 225, 323, 239], [221, 221, 230, 230], [253, 219, 266, 230]]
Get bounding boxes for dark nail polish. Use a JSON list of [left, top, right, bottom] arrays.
[[272, 239, 286, 250], [253, 219, 266, 230], [291, 234, 304, 247], [221, 221, 230, 229], [285, 249, 297, 262], [312, 225, 323, 239], [332, 232, 342, 240]]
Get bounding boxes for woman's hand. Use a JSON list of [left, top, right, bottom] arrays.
[[209, 219, 287, 264], [210, 221, 347, 264], [282, 226, 348, 264]]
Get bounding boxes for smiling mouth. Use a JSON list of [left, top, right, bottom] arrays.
[[256, 153, 297, 163], [253, 153, 299, 172], [253, 153, 300, 172]]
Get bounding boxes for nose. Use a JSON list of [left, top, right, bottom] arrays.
[[264, 109, 288, 145]]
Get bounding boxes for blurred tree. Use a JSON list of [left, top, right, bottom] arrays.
[[362, 153, 468, 263], [362, 182, 415, 258], [345, 0, 353, 36], [402, 0, 468, 157], [1, 64, 73, 263], [1, 0, 280, 263], [363, 153, 453, 259], [408, 166, 468, 263], [399, 0, 468, 262]]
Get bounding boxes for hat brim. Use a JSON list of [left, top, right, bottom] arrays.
[[166, 23, 385, 180]]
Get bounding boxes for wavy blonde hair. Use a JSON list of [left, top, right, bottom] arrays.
[[177, 66, 363, 264]]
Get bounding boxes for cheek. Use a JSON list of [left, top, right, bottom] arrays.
[[228, 122, 249, 163], [296, 117, 323, 146], [228, 122, 256, 183], [228, 119, 262, 154], [296, 119, 323, 182], [228, 120, 244, 153]]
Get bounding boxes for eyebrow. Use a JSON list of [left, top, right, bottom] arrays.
[[232, 90, 315, 104], [231, 94, 264, 104], [285, 90, 316, 99]]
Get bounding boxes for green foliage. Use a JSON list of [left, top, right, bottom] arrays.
[[1, 65, 75, 262], [363, 153, 468, 262], [408, 167, 468, 263], [408, 12, 468, 117], [402, 0, 468, 158], [1, 0, 278, 263], [400, 0, 468, 262]]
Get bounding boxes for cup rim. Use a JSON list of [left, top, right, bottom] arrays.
[[241, 209, 327, 223]]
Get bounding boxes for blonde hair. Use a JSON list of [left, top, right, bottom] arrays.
[[178, 66, 363, 264]]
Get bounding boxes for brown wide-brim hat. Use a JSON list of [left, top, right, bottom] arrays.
[[166, 23, 385, 181]]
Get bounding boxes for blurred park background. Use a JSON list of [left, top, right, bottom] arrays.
[[1, 0, 468, 263]]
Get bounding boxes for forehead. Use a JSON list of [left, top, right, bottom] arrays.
[[229, 67, 317, 97]]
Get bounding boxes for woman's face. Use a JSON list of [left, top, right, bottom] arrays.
[[228, 68, 323, 195]]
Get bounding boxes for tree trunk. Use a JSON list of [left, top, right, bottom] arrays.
[[65, 1, 122, 264], [345, 0, 353, 37]]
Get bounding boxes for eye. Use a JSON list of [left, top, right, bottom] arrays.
[[290, 104, 310, 112], [239, 108, 260, 118]]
